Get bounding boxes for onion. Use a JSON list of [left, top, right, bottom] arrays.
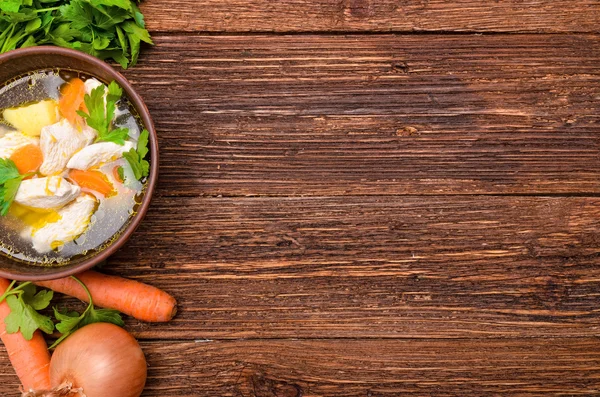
[[25, 323, 147, 397]]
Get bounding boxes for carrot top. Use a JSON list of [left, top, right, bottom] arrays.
[[0, 280, 54, 340]]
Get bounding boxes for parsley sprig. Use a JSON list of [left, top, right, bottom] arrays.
[[0, 0, 152, 69], [0, 281, 54, 340], [123, 128, 149, 180], [50, 276, 123, 348], [0, 158, 32, 216], [78, 81, 129, 145], [0, 277, 123, 347]]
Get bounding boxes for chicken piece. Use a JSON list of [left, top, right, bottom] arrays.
[[14, 176, 80, 210], [31, 194, 97, 253], [39, 119, 96, 175], [84, 78, 108, 112], [0, 132, 39, 159], [67, 141, 135, 170], [84, 78, 104, 95]]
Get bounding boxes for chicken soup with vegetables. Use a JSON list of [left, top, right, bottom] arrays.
[[0, 70, 149, 265]]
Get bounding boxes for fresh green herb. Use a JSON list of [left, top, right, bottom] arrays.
[[0, 158, 31, 216], [123, 128, 149, 180], [116, 165, 125, 181], [0, 281, 54, 341], [78, 81, 129, 145], [0, 276, 123, 346], [0, 0, 152, 68], [51, 276, 123, 348]]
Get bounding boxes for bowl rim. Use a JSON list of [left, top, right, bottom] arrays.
[[0, 46, 158, 281]]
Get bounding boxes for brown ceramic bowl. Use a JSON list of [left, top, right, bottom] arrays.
[[0, 46, 158, 281]]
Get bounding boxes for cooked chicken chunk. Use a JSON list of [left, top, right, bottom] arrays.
[[67, 141, 135, 170], [0, 132, 39, 159], [14, 176, 80, 210], [31, 194, 97, 253], [84, 78, 104, 95], [39, 120, 96, 175]]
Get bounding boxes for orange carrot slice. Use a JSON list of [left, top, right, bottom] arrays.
[[9, 144, 43, 174], [69, 169, 115, 197], [59, 78, 86, 126]]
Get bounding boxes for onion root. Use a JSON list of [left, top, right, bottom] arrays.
[[21, 382, 84, 397]]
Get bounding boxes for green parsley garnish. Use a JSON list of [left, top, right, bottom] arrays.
[[0, 0, 152, 69], [116, 165, 125, 181], [78, 81, 129, 145], [0, 281, 54, 341], [123, 128, 149, 180], [0, 158, 31, 216], [0, 277, 124, 346], [50, 276, 123, 348]]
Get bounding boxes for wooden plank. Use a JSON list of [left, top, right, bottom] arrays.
[[140, 1, 600, 33], [1, 338, 599, 396], [74, 195, 600, 339], [124, 34, 600, 196]]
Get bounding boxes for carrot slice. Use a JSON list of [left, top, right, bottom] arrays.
[[34, 271, 177, 323], [59, 77, 86, 126], [69, 169, 115, 197], [112, 165, 124, 183], [9, 144, 43, 174], [0, 278, 52, 391]]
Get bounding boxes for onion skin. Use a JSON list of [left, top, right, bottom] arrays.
[[50, 323, 147, 397]]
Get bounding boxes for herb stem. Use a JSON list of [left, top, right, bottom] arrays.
[[0, 280, 17, 303], [34, 6, 60, 13], [71, 276, 93, 306], [50, 333, 66, 349], [0, 24, 15, 53]]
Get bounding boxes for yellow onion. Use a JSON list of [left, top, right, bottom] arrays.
[[32, 323, 147, 397]]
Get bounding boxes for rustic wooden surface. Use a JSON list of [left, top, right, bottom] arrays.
[[3, 1, 600, 396]]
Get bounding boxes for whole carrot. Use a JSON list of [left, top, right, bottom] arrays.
[[0, 278, 51, 392], [35, 271, 177, 323]]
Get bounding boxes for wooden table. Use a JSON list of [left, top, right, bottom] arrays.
[[3, 1, 600, 395]]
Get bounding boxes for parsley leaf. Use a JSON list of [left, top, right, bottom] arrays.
[[21, 283, 53, 311], [137, 126, 149, 158], [0, 0, 153, 68], [103, 127, 129, 144], [123, 128, 150, 180], [2, 283, 54, 341], [50, 276, 123, 348], [0, 1, 23, 14], [0, 158, 30, 216], [117, 165, 125, 181], [91, 0, 132, 12], [78, 82, 128, 145], [0, 157, 20, 184], [107, 80, 122, 98]]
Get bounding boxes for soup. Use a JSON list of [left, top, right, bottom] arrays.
[[0, 70, 149, 266]]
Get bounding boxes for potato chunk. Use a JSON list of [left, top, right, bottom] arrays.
[[3, 100, 58, 137]]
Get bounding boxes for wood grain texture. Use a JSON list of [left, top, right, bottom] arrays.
[[1, 338, 599, 396], [140, 0, 600, 33], [65, 195, 600, 339], [123, 34, 600, 196], [1, 2, 599, 395]]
